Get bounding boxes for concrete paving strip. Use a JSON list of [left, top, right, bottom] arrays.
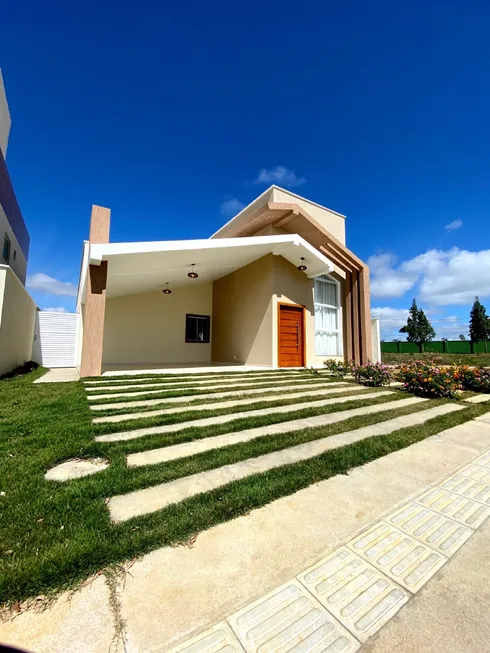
[[100, 365, 302, 377], [88, 378, 337, 401], [89, 381, 350, 411], [93, 384, 373, 424], [465, 393, 490, 403], [124, 392, 401, 463], [98, 390, 395, 444], [84, 372, 304, 387], [34, 368, 80, 383], [108, 400, 461, 520], [85, 374, 309, 393]]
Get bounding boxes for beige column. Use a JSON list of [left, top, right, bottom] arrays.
[[359, 266, 372, 364], [342, 272, 353, 362], [80, 205, 111, 378]]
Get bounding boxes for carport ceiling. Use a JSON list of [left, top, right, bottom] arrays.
[[88, 234, 334, 298]]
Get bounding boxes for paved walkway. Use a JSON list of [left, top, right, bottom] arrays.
[[88, 377, 329, 402], [95, 389, 391, 442], [89, 381, 349, 411], [108, 400, 454, 521], [34, 368, 79, 383], [92, 384, 357, 424], [465, 393, 490, 404], [2, 412, 489, 653], [85, 372, 305, 392]]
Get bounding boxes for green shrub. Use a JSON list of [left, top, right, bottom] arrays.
[[323, 359, 353, 378], [398, 361, 461, 398], [351, 362, 392, 387]]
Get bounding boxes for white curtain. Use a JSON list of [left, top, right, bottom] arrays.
[[314, 277, 340, 356]]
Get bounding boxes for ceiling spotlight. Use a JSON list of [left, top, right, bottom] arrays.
[[162, 282, 172, 295], [297, 257, 307, 271], [188, 263, 198, 279]]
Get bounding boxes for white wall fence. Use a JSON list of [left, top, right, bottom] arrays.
[[32, 311, 78, 368], [0, 264, 36, 376], [370, 317, 381, 363]]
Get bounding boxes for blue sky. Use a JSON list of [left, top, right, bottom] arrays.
[[2, 0, 490, 338]]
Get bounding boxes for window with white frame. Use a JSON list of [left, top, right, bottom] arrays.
[[314, 275, 341, 356]]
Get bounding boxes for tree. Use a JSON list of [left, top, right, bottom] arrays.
[[469, 297, 490, 352], [459, 334, 467, 341], [399, 299, 436, 350]]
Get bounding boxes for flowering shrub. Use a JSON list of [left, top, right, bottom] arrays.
[[397, 361, 461, 398], [458, 366, 490, 393], [351, 362, 392, 387], [323, 359, 353, 378]]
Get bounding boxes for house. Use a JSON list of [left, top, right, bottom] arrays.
[[0, 70, 36, 376], [0, 70, 30, 285], [77, 186, 374, 377]]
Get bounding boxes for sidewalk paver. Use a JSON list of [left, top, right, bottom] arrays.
[[346, 522, 447, 593], [362, 518, 490, 653], [228, 578, 361, 653], [297, 547, 409, 643]]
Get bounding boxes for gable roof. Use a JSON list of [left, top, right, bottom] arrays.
[[212, 185, 345, 239]]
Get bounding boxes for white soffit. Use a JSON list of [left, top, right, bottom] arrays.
[[88, 235, 334, 298]]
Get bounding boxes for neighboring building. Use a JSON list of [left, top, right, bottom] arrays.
[[77, 186, 372, 377], [0, 69, 30, 285], [0, 70, 36, 375]]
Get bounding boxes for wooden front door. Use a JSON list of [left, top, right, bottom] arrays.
[[278, 304, 305, 367]]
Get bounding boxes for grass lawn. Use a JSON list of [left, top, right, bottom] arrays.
[[382, 352, 490, 367], [0, 369, 488, 606]]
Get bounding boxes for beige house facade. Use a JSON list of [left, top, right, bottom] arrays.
[[77, 186, 372, 377]]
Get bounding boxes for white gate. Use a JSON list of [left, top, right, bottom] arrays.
[[32, 311, 77, 367]]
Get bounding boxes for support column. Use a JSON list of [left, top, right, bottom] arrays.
[[359, 265, 372, 363], [80, 205, 111, 378], [351, 271, 361, 364], [342, 272, 353, 362]]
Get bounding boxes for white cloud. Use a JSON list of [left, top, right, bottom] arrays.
[[253, 166, 306, 188], [371, 306, 409, 339], [445, 219, 463, 231], [368, 254, 416, 298], [372, 306, 469, 340], [369, 248, 490, 306], [220, 198, 245, 218], [27, 273, 77, 297]]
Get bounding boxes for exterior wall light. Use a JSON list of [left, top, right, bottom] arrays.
[[188, 263, 198, 279]]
